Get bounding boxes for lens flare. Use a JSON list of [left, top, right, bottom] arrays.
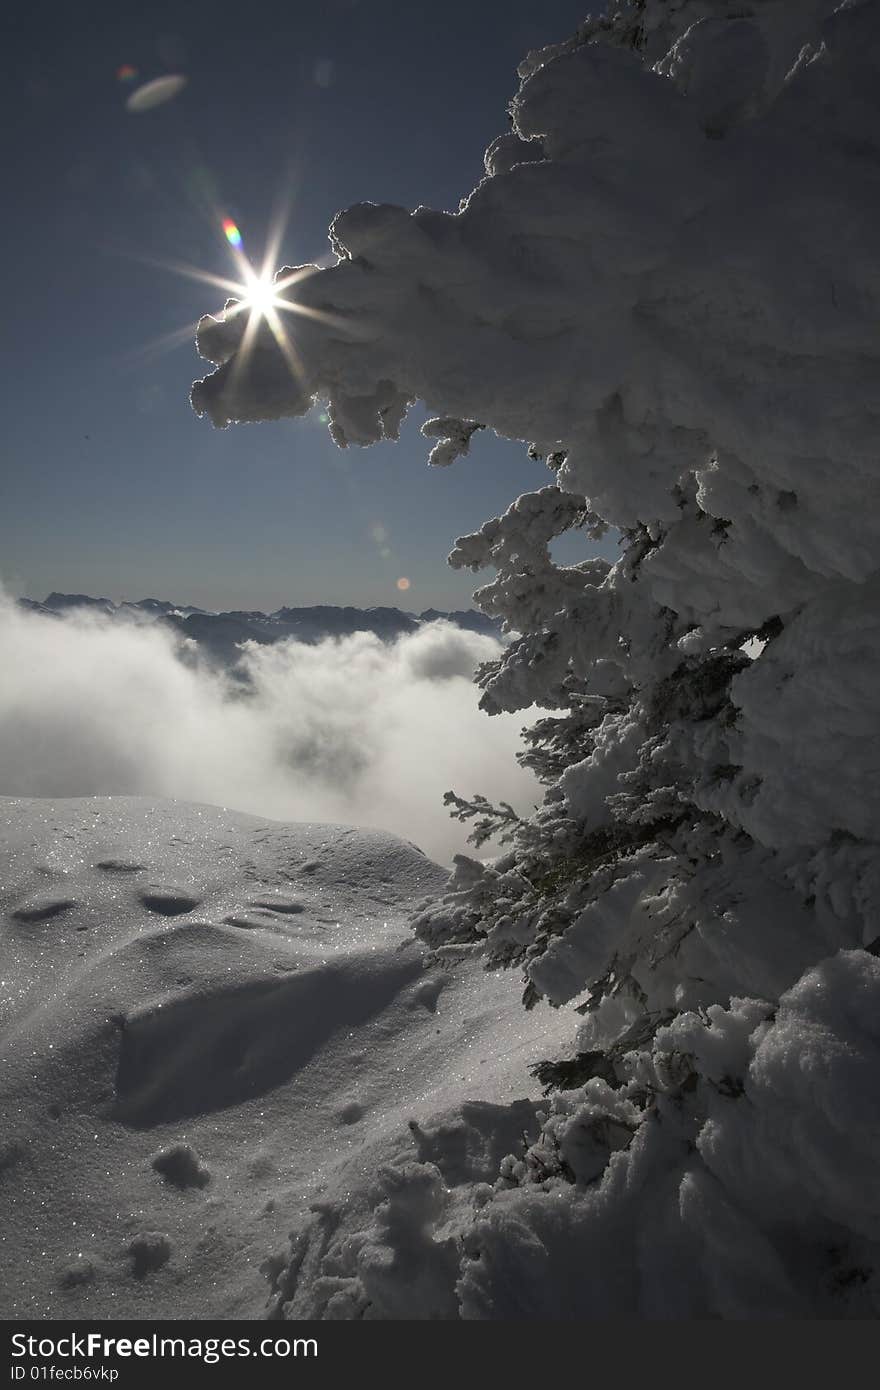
[[397, 577, 411, 592], [117, 64, 138, 83], [126, 74, 188, 113], [222, 217, 243, 250]]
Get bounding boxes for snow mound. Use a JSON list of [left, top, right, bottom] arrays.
[[0, 798, 574, 1319]]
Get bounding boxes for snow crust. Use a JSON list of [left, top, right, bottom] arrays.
[[0, 799, 574, 1319]]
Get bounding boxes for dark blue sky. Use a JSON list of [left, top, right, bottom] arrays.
[[2, 0, 615, 611]]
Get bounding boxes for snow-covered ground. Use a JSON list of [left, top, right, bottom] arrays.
[[0, 797, 575, 1319]]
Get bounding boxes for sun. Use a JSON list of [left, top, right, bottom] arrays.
[[122, 204, 350, 390], [238, 267, 287, 321], [241, 274, 274, 317], [221, 261, 314, 387]]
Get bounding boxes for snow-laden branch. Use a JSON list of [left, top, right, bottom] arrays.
[[193, 0, 880, 1318], [194, 1, 880, 633]]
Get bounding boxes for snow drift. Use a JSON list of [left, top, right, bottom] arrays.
[[184, 0, 880, 1317], [0, 798, 575, 1319]]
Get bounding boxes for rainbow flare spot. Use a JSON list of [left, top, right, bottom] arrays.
[[222, 217, 243, 249], [117, 64, 138, 83]]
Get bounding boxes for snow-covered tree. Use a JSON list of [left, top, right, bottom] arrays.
[[193, 0, 880, 1316]]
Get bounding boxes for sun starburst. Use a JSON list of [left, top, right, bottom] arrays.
[[221, 258, 322, 390], [113, 199, 350, 393], [212, 216, 359, 394]]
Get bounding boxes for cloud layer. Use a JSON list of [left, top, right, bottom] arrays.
[[0, 596, 538, 864]]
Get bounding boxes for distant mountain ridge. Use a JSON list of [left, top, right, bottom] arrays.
[[18, 592, 502, 665]]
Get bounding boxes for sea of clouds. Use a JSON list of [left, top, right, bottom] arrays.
[[0, 592, 539, 864]]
